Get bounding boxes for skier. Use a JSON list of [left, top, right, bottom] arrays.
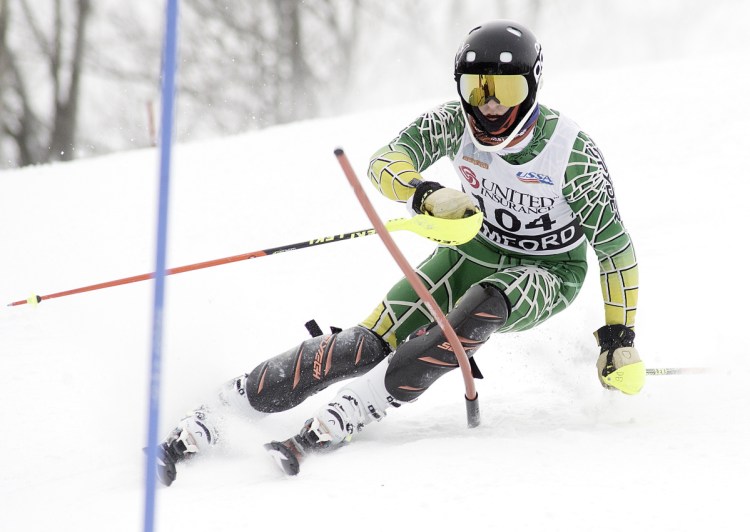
[[156, 19, 642, 484]]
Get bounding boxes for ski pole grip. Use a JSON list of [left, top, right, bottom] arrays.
[[465, 393, 480, 429]]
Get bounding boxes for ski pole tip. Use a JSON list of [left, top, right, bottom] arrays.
[[465, 393, 480, 428]]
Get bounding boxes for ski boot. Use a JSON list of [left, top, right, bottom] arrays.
[[265, 357, 399, 476], [155, 407, 218, 486], [264, 416, 342, 476], [264, 388, 380, 476]]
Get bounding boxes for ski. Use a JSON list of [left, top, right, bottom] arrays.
[[264, 439, 304, 476]]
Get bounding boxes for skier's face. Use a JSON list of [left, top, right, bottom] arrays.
[[476, 98, 517, 136], [469, 98, 535, 148], [478, 98, 511, 118]]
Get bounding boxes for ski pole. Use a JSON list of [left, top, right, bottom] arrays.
[[335, 147, 482, 428], [646, 367, 710, 376], [7, 214, 482, 308], [8, 230, 372, 307]]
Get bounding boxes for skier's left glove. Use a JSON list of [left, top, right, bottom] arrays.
[[411, 181, 475, 220], [594, 324, 645, 395]]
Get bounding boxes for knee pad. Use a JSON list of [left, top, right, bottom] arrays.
[[245, 326, 390, 413], [385, 283, 508, 402]]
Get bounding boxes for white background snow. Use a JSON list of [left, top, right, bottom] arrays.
[[2, 13, 750, 532]]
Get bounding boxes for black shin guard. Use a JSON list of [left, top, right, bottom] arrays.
[[384, 284, 508, 402], [245, 326, 390, 413]]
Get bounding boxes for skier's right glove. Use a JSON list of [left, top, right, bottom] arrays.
[[594, 324, 645, 395], [411, 181, 476, 220]]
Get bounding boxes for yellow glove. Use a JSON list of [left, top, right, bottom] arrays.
[[412, 181, 476, 220], [594, 325, 645, 395]]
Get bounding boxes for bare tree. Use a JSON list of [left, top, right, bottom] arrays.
[[0, 0, 91, 167], [1, 0, 365, 166], [174, 0, 363, 137], [49, 0, 90, 161], [0, 0, 550, 169]]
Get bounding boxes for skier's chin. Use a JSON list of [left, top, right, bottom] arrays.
[[473, 126, 510, 146]]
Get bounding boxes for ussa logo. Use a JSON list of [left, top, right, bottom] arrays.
[[516, 171, 553, 185]]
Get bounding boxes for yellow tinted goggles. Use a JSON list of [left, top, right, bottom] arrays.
[[459, 74, 529, 107]]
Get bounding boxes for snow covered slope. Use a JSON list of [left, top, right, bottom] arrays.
[[1, 55, 748, 531]]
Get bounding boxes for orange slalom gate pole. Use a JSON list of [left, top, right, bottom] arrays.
[[334, 147, 480, 428]]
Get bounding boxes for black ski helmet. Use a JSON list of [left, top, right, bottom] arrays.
[[454, 20, 543, 149]]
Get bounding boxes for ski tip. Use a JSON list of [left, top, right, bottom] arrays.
[[143, 445, 177, 487], [333, 147, 344, 157], [264, 441, 301, 476]]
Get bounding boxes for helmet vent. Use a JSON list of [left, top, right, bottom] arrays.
[[499, 52, 513, 63], [466, 51, 476, 62], [506, 26, 522, 37]]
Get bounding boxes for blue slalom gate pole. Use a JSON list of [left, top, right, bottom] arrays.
[[144, 1, 179, 531]]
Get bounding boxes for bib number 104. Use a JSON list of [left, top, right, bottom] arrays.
[[473, 195, 556, 232]]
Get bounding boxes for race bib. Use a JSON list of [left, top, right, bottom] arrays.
[[454, 114, 585, 255]]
